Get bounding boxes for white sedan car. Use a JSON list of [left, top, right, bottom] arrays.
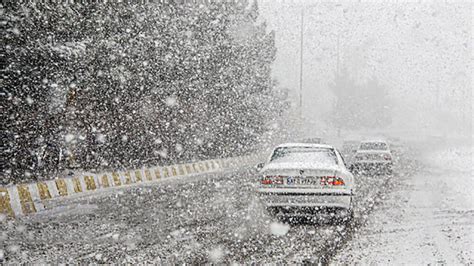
[[256, 143, 355, 221], [351, 140, 393, 174]]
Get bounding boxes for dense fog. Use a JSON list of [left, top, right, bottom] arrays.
[[260, 0, 471, 140]]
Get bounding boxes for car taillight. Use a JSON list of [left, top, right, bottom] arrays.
[[332, 177, 345, 186], [261, 175, 284, 185], [320, 176, 345, 186]]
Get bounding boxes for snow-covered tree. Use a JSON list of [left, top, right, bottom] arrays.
[[2, 1, 282, 184]]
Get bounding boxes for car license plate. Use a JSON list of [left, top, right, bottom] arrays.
[[287, 177, 319, 186]]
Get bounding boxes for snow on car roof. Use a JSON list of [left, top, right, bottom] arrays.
[[343, 140, 360, 143], [275, 143, 334, 149], [360, 139, 388, 143]]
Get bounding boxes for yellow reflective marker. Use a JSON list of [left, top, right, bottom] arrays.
[[134, 170, 142, 182], [112, 172, 121, 186], [84, 176, 97, 190], [101, 174, 110, 188], [37, 182, 52, 200], [72, 178, 82, 193], [171, 167, 177, 176], [154, 168, 161, 180], [0, 187, 15, 218], [124, 172, 133, 184], [144, 169, 153, 181], [55, 179, 68, 196], [17, 184, 37, 214], [163, 168, 170, 178]]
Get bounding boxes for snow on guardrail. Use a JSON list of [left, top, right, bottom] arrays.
[[0, 155, 260, 218]]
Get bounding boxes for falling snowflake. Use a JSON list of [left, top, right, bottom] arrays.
[[96, 134, 106, 144], [270, 222, 290, 237], [65, 134, 75, 143], [195, 138, 204, 146], [25, 97, 33, 105], [208, 246, 224, 263], [158, 149, 168, 158], [165, 96, 178, 107]]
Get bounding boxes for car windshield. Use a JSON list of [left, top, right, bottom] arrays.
[[359, 142, 388, 150], [269, 147, 338, 165]]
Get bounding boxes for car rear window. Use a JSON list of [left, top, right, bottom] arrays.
[[301, 138, 322, 144], [359, 142, 388, 150], [270, 147, 337, 165], [356, 153, 388, 160]]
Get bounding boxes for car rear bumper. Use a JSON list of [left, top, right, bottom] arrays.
[[353, 160, 392, 165], [257, 188, 352, 210], [266, 205, 352, 218], [352, 161, 392, 169]]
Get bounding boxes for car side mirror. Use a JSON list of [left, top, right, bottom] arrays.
[[255, 162, 265, 171]]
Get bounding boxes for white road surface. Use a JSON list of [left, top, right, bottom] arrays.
[[334, 142, 473, 264]]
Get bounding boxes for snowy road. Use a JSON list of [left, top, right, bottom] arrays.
[[2, 145, 420, 263], [335, 143, 474, 264]]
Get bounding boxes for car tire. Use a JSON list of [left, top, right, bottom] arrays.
[[333, 208, 353, 225], [386, 164, 393, 175], [348, 208, 355, 220], [344, 197, 355, 223]]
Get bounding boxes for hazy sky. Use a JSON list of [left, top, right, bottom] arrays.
[[258, 0, 472, 135]]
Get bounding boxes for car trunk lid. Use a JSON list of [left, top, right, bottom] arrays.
[[260, 163, 345, 188]]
